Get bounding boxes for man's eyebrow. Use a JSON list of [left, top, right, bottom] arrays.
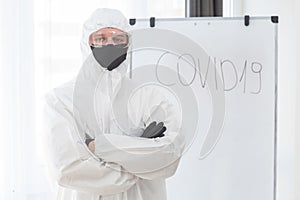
[[93, 33, 103, 37], [116, 34, 127, 37]]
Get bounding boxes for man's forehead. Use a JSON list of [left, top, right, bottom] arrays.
[[94, 27, 125, 34]]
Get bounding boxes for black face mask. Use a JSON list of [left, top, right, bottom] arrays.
[[90, 44, 128, 71]]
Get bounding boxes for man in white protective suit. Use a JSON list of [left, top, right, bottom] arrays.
[[43, 8, 185, 200]]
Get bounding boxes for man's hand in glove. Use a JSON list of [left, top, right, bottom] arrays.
[[85, 121, 166, 152], [141, 121, 167, 138]]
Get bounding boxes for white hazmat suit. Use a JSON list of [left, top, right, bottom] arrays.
[[43, 8, 185, 200]]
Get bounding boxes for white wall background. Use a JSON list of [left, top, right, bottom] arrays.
[[295, 0, 300, 199]]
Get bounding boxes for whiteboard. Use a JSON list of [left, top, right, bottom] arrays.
[[128, 17, 278, 200]]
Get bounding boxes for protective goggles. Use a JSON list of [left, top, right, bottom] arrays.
[[89, 28, 130, 48]]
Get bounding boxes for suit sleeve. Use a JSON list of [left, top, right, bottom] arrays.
[[93, 87, 185, 180], [43, 92, 138, 196]]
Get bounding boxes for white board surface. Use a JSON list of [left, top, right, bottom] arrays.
[[128, 17, 277, 200]]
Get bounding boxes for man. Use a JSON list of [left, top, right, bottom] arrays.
[[43, 8, 184, 200]]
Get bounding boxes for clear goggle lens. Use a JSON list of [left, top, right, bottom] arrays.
[[89, 31, 130, 48]]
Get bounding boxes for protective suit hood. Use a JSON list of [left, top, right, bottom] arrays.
[[80, 8, 130, 72]]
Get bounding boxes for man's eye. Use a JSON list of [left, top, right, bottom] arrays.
[[94, 38, 105, 42], [114, 37, 126, 43], [114, 38, 123, 42]]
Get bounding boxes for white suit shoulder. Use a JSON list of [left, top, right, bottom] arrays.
[[45, 79, 76, 109], [43, 78, 139, 196]]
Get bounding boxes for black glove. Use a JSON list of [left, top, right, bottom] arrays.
[[85, 133, 94, 146], [141, 121, 166, 138]]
